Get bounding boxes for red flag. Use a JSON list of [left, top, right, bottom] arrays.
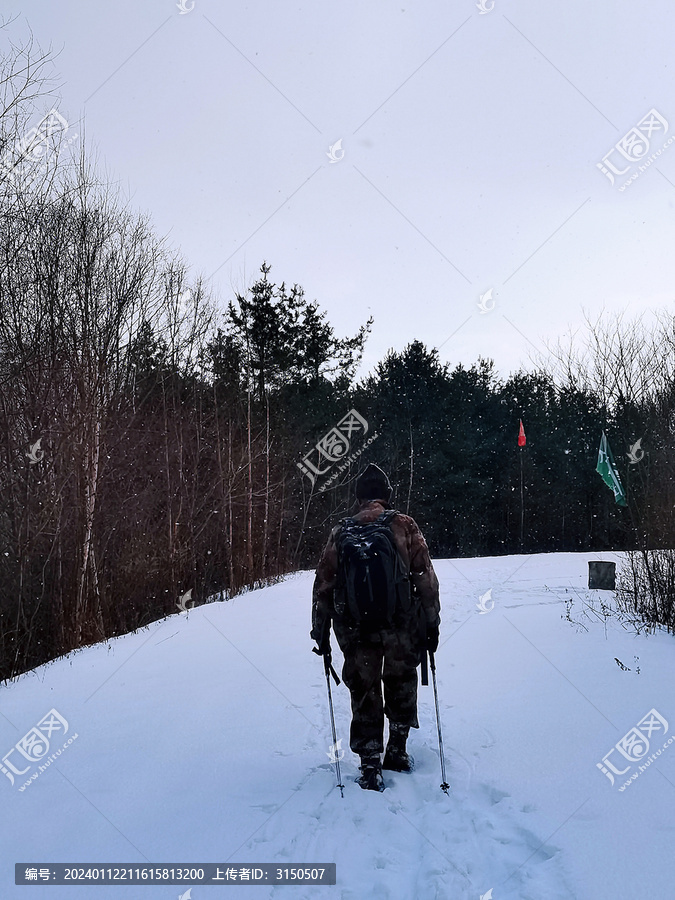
[[517, 419, 526, 447]]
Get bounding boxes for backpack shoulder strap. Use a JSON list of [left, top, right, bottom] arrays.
[[377, 510, 412, 604], [338, 516, 356, 531]]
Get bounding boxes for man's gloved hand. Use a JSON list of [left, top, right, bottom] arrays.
[[312, 617, 331, 653], [312, 642, 331, 663], [311, 626, 331, 664], [426, 624, 439, 653], [311, 625, 341, 684]]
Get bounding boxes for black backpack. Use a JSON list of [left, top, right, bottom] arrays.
[[334, 510, 411, 631]]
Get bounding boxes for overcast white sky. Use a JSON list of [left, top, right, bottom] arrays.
[[8, 0, 675, 379]]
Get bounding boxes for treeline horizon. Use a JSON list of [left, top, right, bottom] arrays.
[[2, 34, 675, 681]]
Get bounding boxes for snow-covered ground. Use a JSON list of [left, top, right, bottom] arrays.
[[2, 551, 674, 900]]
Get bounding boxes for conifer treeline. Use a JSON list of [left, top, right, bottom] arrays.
[[3, 233, 672, 681]]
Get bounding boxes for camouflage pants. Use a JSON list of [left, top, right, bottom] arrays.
[[334, 624, 421, 758]]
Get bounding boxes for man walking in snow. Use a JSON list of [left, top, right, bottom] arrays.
[[311, 463, 440, 792]]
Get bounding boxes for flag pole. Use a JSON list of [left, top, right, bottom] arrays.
[[517, 419, 526, 553], [519, 446, 524, 553]]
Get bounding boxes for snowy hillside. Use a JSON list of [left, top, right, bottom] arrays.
[[2, 552, 674, 899]]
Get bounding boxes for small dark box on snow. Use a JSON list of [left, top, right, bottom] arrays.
[[588, 561, 616, 590]]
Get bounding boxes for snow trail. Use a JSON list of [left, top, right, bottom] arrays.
[[3, 554, 674, 898]]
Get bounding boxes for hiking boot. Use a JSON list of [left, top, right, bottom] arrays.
[[356, 755, 385, 792], [383, 724, 414, 773]]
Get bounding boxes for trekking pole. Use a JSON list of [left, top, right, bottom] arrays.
[[314, 645, 344, 798], [429, 651, 450, 794]]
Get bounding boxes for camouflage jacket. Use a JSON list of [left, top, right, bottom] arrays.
[[311, 499, 440, 644]]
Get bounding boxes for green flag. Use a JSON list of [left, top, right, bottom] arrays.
[[596, 431, 627, 506]]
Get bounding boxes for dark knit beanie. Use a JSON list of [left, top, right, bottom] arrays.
[[355, 463, 392, 503]]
